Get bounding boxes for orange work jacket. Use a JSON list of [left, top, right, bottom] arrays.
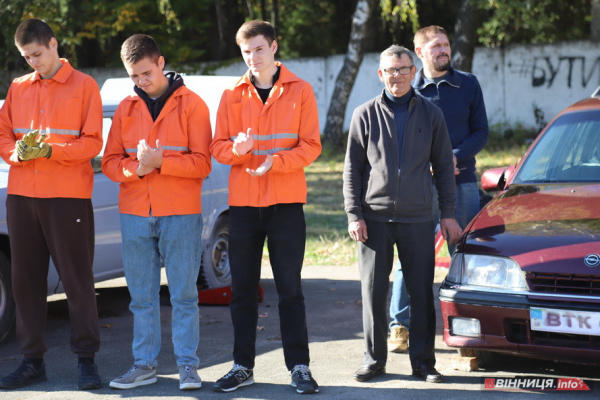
[[210, 62, 321, 207], [102, 84, 212, 217], [0, 59, 103, 198]]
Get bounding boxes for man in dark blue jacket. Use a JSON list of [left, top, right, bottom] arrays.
[[388, 26, 489, 355], [344, 45, 462, 384]]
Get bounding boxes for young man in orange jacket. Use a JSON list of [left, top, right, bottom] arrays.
[[102, 34, 212, 391], [0, 18, 103, 390], [210, 20, 321, 395]]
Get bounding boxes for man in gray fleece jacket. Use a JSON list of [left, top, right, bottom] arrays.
[[343, 45, 462, 384]]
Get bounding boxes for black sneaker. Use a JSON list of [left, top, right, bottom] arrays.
[[0, 359, 47, 389], [78, 358, 101, 390], [212, 364, 255, 392], [291, 365, 319, 394]]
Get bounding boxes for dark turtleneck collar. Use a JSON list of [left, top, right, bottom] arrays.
[[384, 87, 414, 107]]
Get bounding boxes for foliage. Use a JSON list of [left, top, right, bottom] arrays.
[[380, 0, 420, 42], [477, 0, 591, 47], [487, 121, 539, 151]]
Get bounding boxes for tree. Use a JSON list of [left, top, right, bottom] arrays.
[[322, 0, 377, 149], [476, 0, 590, 47], [323, 0, 420, 150], [451, 0, 483, 72], [592, 0, 600, 42]]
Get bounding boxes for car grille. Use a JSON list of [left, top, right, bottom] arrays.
[[526, 272, 600, 296], [505, 320, 600, 350]]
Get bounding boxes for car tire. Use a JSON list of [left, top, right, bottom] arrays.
[[0, 252, 16, 342], [200, 215, 232, 289]]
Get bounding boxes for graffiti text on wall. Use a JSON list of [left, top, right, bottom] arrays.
[[514, 57, 600, 89]]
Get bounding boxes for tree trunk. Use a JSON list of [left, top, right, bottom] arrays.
[[451, 0, 481, 72], [322, 0, 376, 150], [592, 0, 600, 42], [214, 0, 228, 60], [271, 0, 279, 30]]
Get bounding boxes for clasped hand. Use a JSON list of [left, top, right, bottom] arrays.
[[136, 139, 163, 176], [16, 130, 52, 161]]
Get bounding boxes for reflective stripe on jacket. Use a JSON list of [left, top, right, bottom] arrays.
[[210, 62, 321, 207], [0, 59, 103, 198], [101, 84, 212, 217]]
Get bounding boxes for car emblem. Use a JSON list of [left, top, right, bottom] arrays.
[[584, 254, 600, 267]]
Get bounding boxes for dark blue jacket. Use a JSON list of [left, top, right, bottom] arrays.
[[413, 67, 488, 184]]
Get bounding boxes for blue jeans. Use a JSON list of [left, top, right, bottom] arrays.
[[432, 181, 480, 255], [389, 261, 410, 330], [120, 213, 202, 367], [390, 181, 480, 328]]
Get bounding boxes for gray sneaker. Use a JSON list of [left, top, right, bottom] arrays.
[[291, 365, 319, 394], [179, 365, 201, 390], [109, 365, 157, 389]]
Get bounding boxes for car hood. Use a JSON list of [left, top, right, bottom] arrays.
[[463, 183, 600, 274]]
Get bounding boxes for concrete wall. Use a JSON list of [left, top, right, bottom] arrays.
[[197, 40, 600, 132], [4, 40, 600, 133], [472, 41, 600, 130]]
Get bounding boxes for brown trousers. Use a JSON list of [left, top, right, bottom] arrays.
[[7, 195, 99, 359]]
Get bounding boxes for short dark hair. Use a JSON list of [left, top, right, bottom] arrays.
[[236, 20, 276, 46], [414, 25, 448, 48], [380, 45, 414, 66], [120, 34, 161, 66], [15, 18, 55, 48]]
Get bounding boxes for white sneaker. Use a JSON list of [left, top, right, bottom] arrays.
[[179, 365, 202, 390]]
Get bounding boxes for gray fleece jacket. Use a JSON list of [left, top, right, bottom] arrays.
[[343, 90, 456, 223]]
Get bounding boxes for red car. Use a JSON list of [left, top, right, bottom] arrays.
[[439, 88, 600, 366]]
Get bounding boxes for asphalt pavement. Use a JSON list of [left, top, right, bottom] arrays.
[[0, 265, 598, 399]]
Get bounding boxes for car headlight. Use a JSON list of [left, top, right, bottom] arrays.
[[447, 254, 527, 291]]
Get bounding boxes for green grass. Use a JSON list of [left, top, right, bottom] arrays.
[[261, 144, 529, 266]]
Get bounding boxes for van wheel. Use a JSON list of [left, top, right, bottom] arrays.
[[200, 215, 231, 289], [0, 252, 15, 342]]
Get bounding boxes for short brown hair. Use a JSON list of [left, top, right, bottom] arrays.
[[413, 25, 448, 49], [120, 34, 161, 66], [15, 18, 55, 48], [235, 20, 276, 46]]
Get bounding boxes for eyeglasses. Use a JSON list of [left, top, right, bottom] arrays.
[[382, 66, 414, 76]]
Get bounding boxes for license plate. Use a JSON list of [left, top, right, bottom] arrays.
[[530, 307, 600, 336]]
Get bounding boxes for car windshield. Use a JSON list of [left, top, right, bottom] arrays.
[[515, 110, 600, 183]]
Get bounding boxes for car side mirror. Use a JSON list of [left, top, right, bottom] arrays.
[[481, 165, 515, 191], [481, 167, 506, 191]]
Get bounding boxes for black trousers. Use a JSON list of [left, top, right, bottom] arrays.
[[7, 195, 99, 359], [358, 218, 436, 369], [228, 204, 310, 370]]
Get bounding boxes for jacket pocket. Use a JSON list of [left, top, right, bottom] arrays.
[[53, 98, 82, 130], [11, 97, 33, 128], [276, 101, 300, 133], [166, 112, 187, 143], [121, 116, 138, 155], [227, 103, 244, 137]]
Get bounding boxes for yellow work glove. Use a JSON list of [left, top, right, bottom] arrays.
[[16, 130, 52, 161]]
